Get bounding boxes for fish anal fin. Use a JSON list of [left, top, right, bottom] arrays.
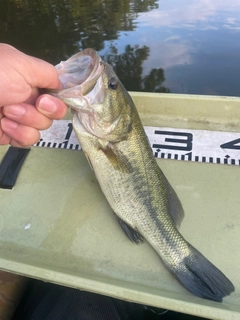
[[115, 215, 144, 244], [99, 142, 132, 173]]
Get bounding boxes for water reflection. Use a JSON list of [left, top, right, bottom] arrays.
[[0, 0, 158, 63], [136, 0, 240, 95], [138, 0, 240, 30], [104, 44, 170, 92], [0, 0, 240, 95]]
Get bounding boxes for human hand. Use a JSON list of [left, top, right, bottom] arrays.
[[0, 44, 67, 147]]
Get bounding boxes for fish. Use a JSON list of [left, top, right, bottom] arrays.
[[47, 48, 234, 302]]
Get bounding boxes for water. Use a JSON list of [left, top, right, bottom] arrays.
[[1, 0, 240, 96]]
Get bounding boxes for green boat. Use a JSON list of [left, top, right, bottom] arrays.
[[0, 93, 239, 320]]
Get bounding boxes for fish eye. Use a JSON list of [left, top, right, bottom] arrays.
[[108, 77, 118, 90]]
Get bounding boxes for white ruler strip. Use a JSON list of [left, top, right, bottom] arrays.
[[34, 120, 240, 166]]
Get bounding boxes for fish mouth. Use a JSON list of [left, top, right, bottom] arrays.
[[52, 48, 104, 98]]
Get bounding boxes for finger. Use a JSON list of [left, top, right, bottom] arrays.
[[0, 108, 10, 145], [1, 118, 40, 147], [0, 45, 63, 106], [3, 103, 53, 130], [36, 94, 68, 119], [24, 87, 39, 104], [7, 139, 32, 148], [0, 131, 11, 145]]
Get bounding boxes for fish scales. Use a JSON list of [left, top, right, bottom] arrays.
[[47, 48, 235, 302]]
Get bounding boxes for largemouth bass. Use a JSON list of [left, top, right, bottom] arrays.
[[48, 48, 234, 302]]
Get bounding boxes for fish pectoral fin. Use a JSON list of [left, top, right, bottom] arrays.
[[83, 151, 94, 171], [99, 142, 132, 173], [115, 215, 144, 244]]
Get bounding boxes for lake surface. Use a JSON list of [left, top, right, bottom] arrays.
[[1, 0, 240, 96]]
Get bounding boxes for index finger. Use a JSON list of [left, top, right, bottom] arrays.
[[36, 94, 68, 120]]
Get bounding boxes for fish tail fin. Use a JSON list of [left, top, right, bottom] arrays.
[[172, 244, 235, 302]]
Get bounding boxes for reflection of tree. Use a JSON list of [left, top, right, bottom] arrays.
[[105, 45, 149, 91], [0, 0, 159, 64], [131, 0, 159, 12], [0, 0, 168, 92], [104, 45, 170, 93], [143, 69, 170, 93]]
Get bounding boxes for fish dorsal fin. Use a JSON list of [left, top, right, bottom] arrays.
[[163, 175, 184, 228], [114, 215, 144, 244]]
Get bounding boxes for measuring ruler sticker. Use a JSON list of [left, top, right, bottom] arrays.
[[34, 120, 240, 166], [35, 121, 81, 150], [144, 127, 240, 166]]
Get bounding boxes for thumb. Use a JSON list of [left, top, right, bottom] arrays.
[[24, 55, 62, 89]]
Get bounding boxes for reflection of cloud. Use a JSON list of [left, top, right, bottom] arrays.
[[138, 0, 240, 30], [158, 42, 192, 68], [223, 25, 240, 30], [163, 35, 181, 42], [142, 40, 192, 75], [226, 17, 237, 24]]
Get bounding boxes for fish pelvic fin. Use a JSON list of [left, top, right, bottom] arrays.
[[115, 215, 144, 244], [172, 244, 235, 302]]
